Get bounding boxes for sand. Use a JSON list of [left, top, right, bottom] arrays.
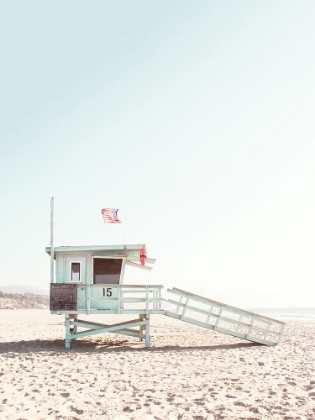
[[0, 310, 314, 420]]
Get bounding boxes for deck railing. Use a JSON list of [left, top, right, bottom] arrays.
[[50, 283, 164, 314]]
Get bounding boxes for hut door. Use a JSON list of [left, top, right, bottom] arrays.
[[93, 258, 123, 285]]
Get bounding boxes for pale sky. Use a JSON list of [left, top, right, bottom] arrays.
[[1, 1, 314, 307]]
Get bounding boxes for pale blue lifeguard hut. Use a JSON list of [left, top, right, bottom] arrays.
[[46, 242, 163, 349]]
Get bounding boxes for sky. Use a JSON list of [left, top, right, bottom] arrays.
[[1, 1, 315, 308]]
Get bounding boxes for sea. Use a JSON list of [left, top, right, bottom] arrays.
[[247, 307, 315, 321]]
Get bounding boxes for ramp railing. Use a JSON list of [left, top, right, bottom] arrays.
[[164, 288, 285, 346]]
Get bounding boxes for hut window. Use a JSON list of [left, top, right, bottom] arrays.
[[93, 258, 123, 284], [70, 262, 81, 282]]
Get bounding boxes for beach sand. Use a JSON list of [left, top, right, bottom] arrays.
[[0, 310, 314, 419]]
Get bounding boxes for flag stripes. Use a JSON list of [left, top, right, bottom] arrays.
[[101, 208, 121, 223]]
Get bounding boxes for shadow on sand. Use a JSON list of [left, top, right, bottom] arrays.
[[0, 339, 262, 354]]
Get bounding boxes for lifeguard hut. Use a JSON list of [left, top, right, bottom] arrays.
[[46, 243, 164, 349], [46, 200, 286, 349]]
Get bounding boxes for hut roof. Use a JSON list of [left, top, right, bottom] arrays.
[[45, 244, 145, 255]]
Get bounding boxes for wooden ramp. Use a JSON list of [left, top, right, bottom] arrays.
[[164, 288, 285, 346]]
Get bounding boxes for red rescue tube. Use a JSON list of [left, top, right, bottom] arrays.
[[140, 248, 147, 266]]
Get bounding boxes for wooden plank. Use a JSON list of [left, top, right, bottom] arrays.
[[166, 298, 218, 317], [51, 309, 165, 315], [126, 257, 156, 264], [125, 261, 153, 271], [69, 319, 148, 339]]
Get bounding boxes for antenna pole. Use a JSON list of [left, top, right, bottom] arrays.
[[50, 197, 55, 283]]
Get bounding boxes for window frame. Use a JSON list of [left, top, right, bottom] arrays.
[[92, 256, 125, 285], [69, 261, 82, 283]]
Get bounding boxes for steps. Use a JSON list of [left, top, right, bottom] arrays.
[[164, 288, 285, 346]]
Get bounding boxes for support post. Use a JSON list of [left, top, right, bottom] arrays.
[[176, 295, 183, 314], [70, 314, 78, 334], [139, 324, 145, 341], [139, 312, 145, 341], [65, 314, 71, 349], [145, 314, 151, 348], [214, 305, 223, 330], [139, 314, 151, 347], [50, 197, 55, 283], [181, 294, 190, 319], [145, 286, 149, 313], [87, 284, 91, 315]]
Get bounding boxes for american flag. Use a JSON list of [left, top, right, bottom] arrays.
[[101, 208, 121, 223]]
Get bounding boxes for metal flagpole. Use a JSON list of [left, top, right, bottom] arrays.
[[50, 197, 55, 283], [118, 209, 126, 248]]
